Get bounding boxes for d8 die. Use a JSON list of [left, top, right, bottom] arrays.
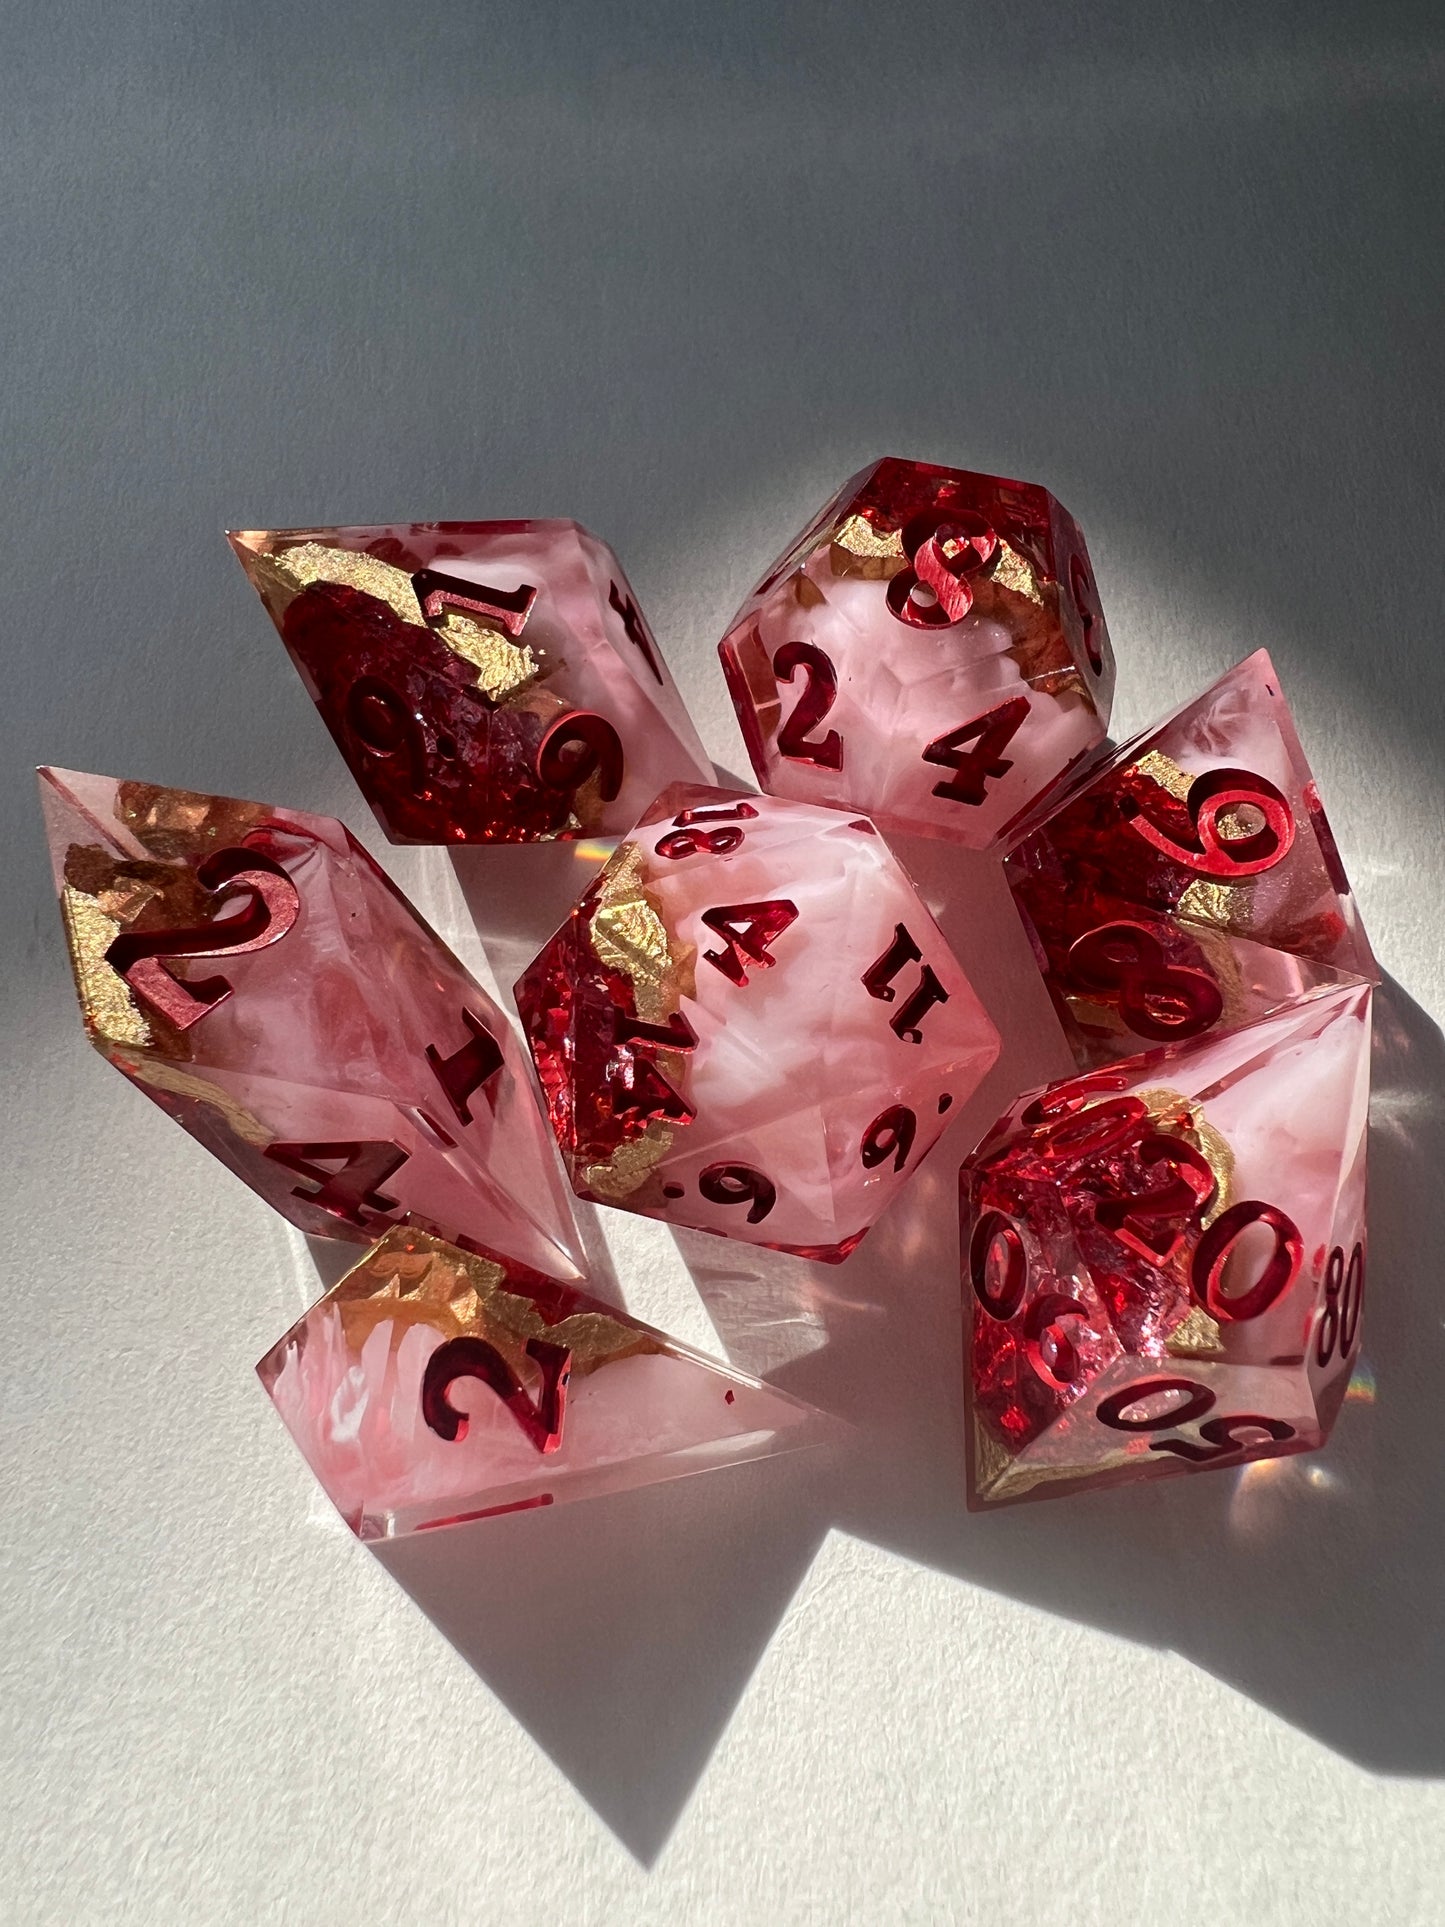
[[515, 785, 1000, 1260], [1004, 650, 1378, 1069], [962, 981, 1371, 1506], [718, 456, 1114, 846], [259, 1226, 824, 1538], [229, 520, 713, 844], [40, 766, 582, 1283]]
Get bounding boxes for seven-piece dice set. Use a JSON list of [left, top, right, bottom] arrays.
[[40, 457, 1376, 1537]]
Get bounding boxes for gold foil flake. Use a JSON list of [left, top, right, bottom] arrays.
[[264, 541, 425, 627], [120, 1054, 273, 1146], [971, 1417, 1015, 1498], [115, 782, 268, 859], [972, 1419, 1135, 1503], [335, 1231, 662, 1376], [829, 515, 906, 579], [1165, 1305, 1226, 1358], [1178, 877, 1254, 935], [60, 886, 151, 1046], [989, 540, 1045, 606], [434, 612, 537, 702], [589, 842, 691, 1024], [583, 1123, 675, 1202], [1135, 1084, 1235, 1225], [794, 574, 826, 609], [1131, 749, 1194, 802]]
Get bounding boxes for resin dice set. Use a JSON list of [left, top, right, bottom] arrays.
[[41, 460, 1376, 1536]]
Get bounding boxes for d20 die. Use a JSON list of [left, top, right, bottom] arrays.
[[228, 521, 713, 844], [961, 981, 1371, 1506], [40, 767, 582, 1282], [258, 1227, 826, 1538], [515, 784, 1000, 1260], [1004, 649, 1378, 1069], [718, 456, 1114, 846]]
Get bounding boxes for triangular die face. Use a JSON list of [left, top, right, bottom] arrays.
[[1005, 650, 1376, 985], [258, 1228, 826, 1538]]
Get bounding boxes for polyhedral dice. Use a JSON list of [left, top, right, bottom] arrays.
[[258, 1226, 824, 1538], [717, 456, 1115, 846], [515, 784, 1001, 1259], [962, 981, 1371, 1505], [228, 521, 714, 844], [40, 767, 582, 1282], [1004, 650, 1378, 1069]]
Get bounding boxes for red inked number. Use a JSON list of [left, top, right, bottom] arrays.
[[1066, 921, 1223, 1043], [536, 712, 624, 801], [264, 1140, 408, 1227], [773, 642, 843, 769], [422, 1334, 570, 1453], [887, 511, 997, 628], [1123, 767, 1295, 878], [861, 1105, 917, 1172], [412, 569, 537, 636], [1098, 1377, 1295, 1462], [923, 697, 1030, 806], [611, 1010, 698, 1125], [970, 1211, 1028, 1321], [1314, 1240, 1364, 1367], [1191, 1200, 1302, 1322], [345, 678, 435, 798], [698, 1163, 776, 1223], [106, 845, 301, 1032], [426, 1009, 505, 1126], [701, 900, 799, 985], [608, 580, 663, 683], [862, 923, 950, 1043]]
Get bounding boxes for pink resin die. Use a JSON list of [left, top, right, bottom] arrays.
[[515, 784, 1000, 1260], [1004, 650, 1378, 1070], [40, 767, 582, 1283], [258, 1226, 824, 1538], [718, 456, 1114, 846], [229, 521, 713, 844], [962, 981, 1370, 1506]]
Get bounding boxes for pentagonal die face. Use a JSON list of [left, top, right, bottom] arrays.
[[229, 520, 713, 844], [962, 983, 1371, 1505], [1004, 650, 1378, 1070], [39, 767, 583, 1283], [516, 785, 1001, 1260], [258, 1228, 822, 1539], [718, 457, 1114, 847]]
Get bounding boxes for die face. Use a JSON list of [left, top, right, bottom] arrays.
[[718, 457, 1114, 847], [257, 1227, 824, 1538], [228, 521, 713, 845], [40, 767, 583, 1283], [962, 983, 1371, 1505], [1003, 649, 1379, 1070], [515, 784, 1000, 1260]]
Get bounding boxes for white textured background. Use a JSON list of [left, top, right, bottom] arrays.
[[4, 4, 1444, 1921]]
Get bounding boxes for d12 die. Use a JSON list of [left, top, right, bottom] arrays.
[[515, 785, 1000, 1260], [1004, 649, 1378, 1069], [718, 456, 1114, 846], [258, 1226, 825, 1538], [228, 521, 713, 844], [39, 767, 582, 1282], [962, 981, 1371, 1506]]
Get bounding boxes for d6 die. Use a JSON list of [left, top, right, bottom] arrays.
[[229, 520, 713, 844], [515, 785, 1000, 1260], [718, 456, 1114, 846], [962, 982, 1370, 1506], [40, 766, 582, 1283], [1004, 650, 1378, 1069]]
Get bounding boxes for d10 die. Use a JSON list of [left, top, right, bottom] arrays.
[[515, 785, 1000, 1260], [258, 1226, 825, 1538], [962, 981, 1370, 1506], [40, 767, 582, 1283], [229, 521, 713, 844], [1004, 650, 1378, 1069], [718, 456, 1114, 846]]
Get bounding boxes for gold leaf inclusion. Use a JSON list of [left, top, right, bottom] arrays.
[[60, 885, 151, 1047], [262, 541, 425, 626], [433, 612, 537, 703], [333, 1230, 662, 1377], [118, 1053, 273, 1147], [1165, 1304, 1226, 1358], [828, 514, 906, 579]]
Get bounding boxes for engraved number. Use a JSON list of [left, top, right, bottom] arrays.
[[773, 641, 843, 769], [923, 696, 1030, 806], [1096, 1378, 1296, 1463], [106, 846, 301, 1032], [1191, 1199, 1302, 1323], [969, 1211, 1028, 1322], [701, 900, 799, 985], [1092, 1133, 1217, 1265], [1123, 767, 1296, 878], [610, 1010, 698, 1125], [861, 1104, 917, 1172], [698, 1162, 776, 1223], [412, 569, 537, 636], [862, 923, 950, 1043], [535, 711, 624, 801], [426, 1009, 505, 1126], [345, 677, 436, 797], [422, 1333, 570, 1453], [263, 1139, 408, 1227], [656, 803, 756, 859], [1066, 920, 1224, 1042], [608, 580, 663, 683], [1314, 1240, 1364, 1368], [887, 510, 997, 628]]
